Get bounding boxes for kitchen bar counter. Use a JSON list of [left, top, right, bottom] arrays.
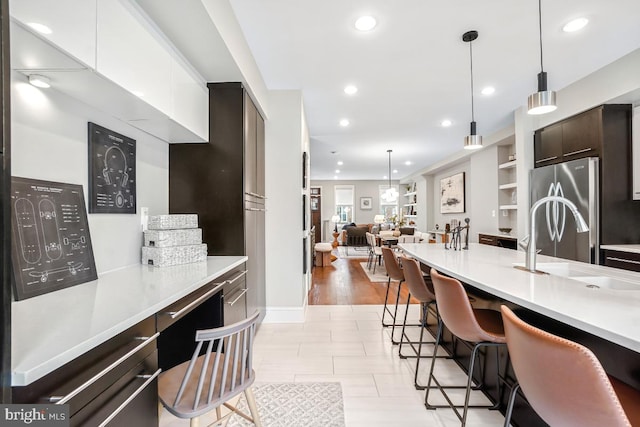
[[399, 243, 640, 353], [11, 256, 247, 386]]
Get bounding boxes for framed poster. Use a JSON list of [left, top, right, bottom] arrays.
[[10, 177, 97, 300], [88, 122, 136, 213], [302, 151, 308, 189], [360, 197, 372, 210], [440, 172, 466, 213]]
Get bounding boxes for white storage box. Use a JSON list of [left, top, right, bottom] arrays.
[[144, 228, 202, 247], [142, 244, 207, 267], [147, 214, 198, 230]]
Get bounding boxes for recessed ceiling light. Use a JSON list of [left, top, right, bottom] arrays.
[[441, 119, 452, 127], [334, 175, 338, 180], [383, 175, 388, 180], [405, 161, 412, 166], [27, 22, 52, 34], [392, 169, 398, 174], [28, 74, 50, 88], [337, 161, 343, 166], [355, 16, 377, 31], [344, 85, 358, 95], [563, 17, 589, 33], [335, 169, 340, 173], [481, 86, 495, 95], [339, 119, 350, 127]]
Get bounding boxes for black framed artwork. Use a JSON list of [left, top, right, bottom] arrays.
[[88, 122, 136, 213], [10, 177, 97, 300]]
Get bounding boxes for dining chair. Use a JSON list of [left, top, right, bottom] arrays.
[[501, 305, 640, 427], [158, 311, 262, 427]]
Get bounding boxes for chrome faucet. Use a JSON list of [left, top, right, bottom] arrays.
[[522, 195, 589, 272]]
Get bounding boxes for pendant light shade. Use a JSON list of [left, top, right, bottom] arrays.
[[527, 0, 557, 115], [462, 31, 483, 150]]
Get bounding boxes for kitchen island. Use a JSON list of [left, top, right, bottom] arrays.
[[400, 243, 640, 426]]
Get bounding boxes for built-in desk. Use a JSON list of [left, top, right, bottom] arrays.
[[11, 256, 246, 426]]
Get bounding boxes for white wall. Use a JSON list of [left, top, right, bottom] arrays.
[[11, 72, 168, 274], [469, 145, 499, 236], [264, 90, 307, 322]]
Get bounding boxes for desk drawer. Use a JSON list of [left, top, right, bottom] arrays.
[[478, 234, 497, 246]]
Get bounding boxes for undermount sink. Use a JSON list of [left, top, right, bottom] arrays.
[[570, 276, 640, 291], [513, 262, 589, 277]]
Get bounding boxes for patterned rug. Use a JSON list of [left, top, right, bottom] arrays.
[[337, 246, 369, 258], [227, 382, 345, 427], [359, 262, 389, 282]]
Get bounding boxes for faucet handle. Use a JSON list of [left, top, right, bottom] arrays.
[[519, 235, 530, 251]]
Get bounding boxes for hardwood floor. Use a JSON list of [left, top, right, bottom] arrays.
[[308, 249, 415, 305]]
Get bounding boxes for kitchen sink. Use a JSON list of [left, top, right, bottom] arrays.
[[570, 276, 640, 291], [513, 262, 589, 277]]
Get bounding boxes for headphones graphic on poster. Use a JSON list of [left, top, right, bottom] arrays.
[[102, 145, 130, 208]]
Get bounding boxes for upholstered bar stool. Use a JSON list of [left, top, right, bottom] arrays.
[[380, 247, 405, 343], [365, 232, 382, 272], [501, 306, 640, 427], [399, 256, 447, 389], [426, 268, 508, 426]]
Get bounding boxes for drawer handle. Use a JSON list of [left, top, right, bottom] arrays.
[[480, 238, 493, 242], [51, 333, 159, 404], [227, 270, 248, 285], [563, 147, 593, 157], [245, 191, 267, 199], [97, 369, 161, 427], [225, 288, 248, 306], [245, 207, 266, 212], [535, 156, 558, 164], [606, 256, 640, 265], [164, 285, 222, 319]]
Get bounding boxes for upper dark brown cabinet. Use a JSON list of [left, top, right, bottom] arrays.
[[533, 105, 629, 167]]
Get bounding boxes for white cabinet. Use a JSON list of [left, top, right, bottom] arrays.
[[170, 60, 208, 140], [10, 0, 97, 68], [96, 0, 172, 117], [633, 106, 640, 200]]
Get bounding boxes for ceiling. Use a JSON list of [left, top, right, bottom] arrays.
[[141, 0, 640, 181]]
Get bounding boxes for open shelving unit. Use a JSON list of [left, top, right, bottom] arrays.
[[498, 142, 517, 232], [402, 183, 418, 224]]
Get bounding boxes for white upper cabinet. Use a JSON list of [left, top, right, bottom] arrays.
[[170, 60, 208, 141], [10, 0, 97, 68], [96, 0, 172, 118]]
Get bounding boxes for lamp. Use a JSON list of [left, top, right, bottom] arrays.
[[527, 0, 557, 115], [462, 31, 482, 150], [331, 215, 340, 232], [381, 149, 398, 202], [374, 215, 385, 224]]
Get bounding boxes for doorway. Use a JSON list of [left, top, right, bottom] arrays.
[[310, 187, 321, 243]]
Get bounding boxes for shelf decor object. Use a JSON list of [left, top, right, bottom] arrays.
[[440, 172, 466, 214], [462, 30, 482, 150], [527, 0, 557, 115]]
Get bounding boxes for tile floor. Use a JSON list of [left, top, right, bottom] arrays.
[[160, 304, 508, 427]]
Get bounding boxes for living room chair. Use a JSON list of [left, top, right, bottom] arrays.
[[158, 311, 262, 427], [501, 305, 640, 427], [366, 232, 382, 272]]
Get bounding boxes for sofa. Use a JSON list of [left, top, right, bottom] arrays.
[[341, 224, 371, 254]]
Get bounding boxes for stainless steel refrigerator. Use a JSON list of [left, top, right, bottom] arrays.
[[530, 157, 599, 264]]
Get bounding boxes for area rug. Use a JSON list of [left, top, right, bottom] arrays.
[[337, 246, 369, 258], [227, 382, 345, 427], [359, 262, 389, 282]]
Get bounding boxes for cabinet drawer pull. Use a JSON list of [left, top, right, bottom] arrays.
[[245, 207, 266, 212], [227, 270, 248, 285], [480, 238, 494, 242], [563, 147, 593, 157], [535, 156, 558, 164], [97, 368, 161, 427], [164, 286, 222, 319], [225, 288, 248, 306], [245, 191, 267, 199], [606, 256, 640, 265], [52, 333, 159, 404]]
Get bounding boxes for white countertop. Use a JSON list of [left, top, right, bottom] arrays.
[[601, 245, 640, 254], [399, 243, 640, 353], [11, 256, 247, 386]]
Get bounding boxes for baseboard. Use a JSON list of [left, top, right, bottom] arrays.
[[263, 306, 307, 323]]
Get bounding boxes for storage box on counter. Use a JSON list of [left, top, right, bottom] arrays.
[[147, 214, 198, 230], [144, 228, 202, 248], [142, 244, 208, 267]]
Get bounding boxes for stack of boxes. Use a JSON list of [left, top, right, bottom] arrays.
[[141, 214, 207, 267]]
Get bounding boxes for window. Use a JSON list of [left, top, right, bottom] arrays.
[[379, 184, 398, 219], [334, 185, 354, 224]]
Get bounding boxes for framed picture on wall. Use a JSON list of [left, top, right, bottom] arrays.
[[440, 172, 465, 213], [360, 197, 373, 210]]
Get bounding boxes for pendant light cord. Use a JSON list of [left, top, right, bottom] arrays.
[[387, 150, 392, 190], [538, 0, 544, 72], [469, 40, 475, 122]]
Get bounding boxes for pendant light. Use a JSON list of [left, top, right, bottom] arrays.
[[382, 150, 398, 203], [527, 0, 557, 115], [462, 30, 482, 150]]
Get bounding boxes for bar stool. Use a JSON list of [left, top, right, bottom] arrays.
[[399, 256, 447, 389], [426, 268, 508, 426], [365, 232, 382, 273], [501, 305, 640, 427], [380, 247, 405, 343]]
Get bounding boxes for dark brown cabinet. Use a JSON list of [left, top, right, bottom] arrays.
[[478, 233, 517, 250], [169, 82, 265, 325], [603, 250, 640, 273], [561, 107, 601, 160], [534, 123, 563, 167]]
